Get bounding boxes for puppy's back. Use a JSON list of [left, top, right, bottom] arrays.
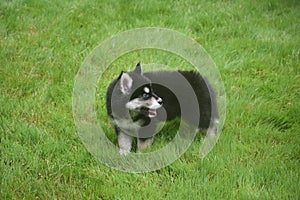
[[144, 70, 218, 129]]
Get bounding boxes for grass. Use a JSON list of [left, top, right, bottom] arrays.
[[1, 0, 299, 199]]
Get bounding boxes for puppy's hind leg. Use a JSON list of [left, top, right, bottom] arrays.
[[199, 118, 220, 158], [206, 118, 220, 136], [118, 132, 133, 155]]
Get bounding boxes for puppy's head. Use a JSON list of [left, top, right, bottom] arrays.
[[119, 63, 162, 118]]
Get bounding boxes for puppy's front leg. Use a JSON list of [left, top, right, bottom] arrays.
[[118, 132, 133, 155], [137, 137, 154, 152]]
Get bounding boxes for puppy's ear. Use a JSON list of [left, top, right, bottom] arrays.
[[120, 72, 133, 94], [134, 62, 142, 74]]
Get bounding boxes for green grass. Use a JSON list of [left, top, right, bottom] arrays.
[[1, 0, 299, 199]]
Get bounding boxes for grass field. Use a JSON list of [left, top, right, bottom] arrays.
[[1, 0, 299, 199]]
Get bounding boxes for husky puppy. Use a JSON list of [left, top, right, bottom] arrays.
[[106, 63, 219, 155]]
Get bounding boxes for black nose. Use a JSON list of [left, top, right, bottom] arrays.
[[157, 97, 163, 105], [152, 92, 163, 105]]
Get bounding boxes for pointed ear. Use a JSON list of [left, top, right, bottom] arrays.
[[120, 72, 133, 94], [134, 62, 142, 74]]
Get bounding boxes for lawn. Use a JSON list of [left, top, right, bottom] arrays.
[[1, 0, 299, 199]]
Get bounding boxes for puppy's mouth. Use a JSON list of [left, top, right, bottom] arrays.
[[148, 109, 157, 117], [141, 107, 157, 118]]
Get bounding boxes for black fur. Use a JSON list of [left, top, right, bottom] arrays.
[[106, 64, 219, 154], [144, 70, 218, 129]]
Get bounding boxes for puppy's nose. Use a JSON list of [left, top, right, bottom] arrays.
[[157, 97, 163, 105]]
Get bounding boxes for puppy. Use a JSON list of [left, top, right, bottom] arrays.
[[106, 63, 218, 155]]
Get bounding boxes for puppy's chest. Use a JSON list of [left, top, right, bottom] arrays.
[[111, 117, 144, 133]]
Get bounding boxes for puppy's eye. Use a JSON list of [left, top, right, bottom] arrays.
[[143, 93, 150, 98]]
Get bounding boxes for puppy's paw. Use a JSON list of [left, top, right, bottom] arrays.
[[119, 149, 130, 156]]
